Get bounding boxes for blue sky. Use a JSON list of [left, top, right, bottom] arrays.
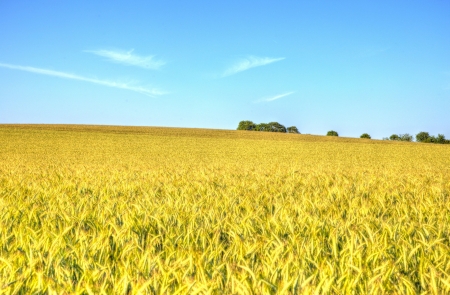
[[1, 1, 449, 139]]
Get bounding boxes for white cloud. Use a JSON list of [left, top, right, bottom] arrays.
[[254, 91, 294, 103], [0, 62, 167, 97], [85, 49, 166, 70], [223, 56, 284, 77]]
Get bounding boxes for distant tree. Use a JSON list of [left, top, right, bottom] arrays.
[[388, 133, 413, 142], [327, 130, 339, 136], [430, 134, 450, 144], [267, 122, 287, 133], [435, 134, 446, 144], [399, 133, 413, 142], [416, 132, 430, 142], [255, 122, 286, 132], [239, 120, 300, 134], [287, 126, 300, 134], [360, 133, 371, 139], [389, 134, 400, 141], [415, 132, 450, 144], [237, 120, 256, 131], [382, 137, 389, 140], [255, 123, 270, 131]]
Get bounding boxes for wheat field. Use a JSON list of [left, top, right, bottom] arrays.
[[1, 124, 450, 294]]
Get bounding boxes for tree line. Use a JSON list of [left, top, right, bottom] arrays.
[[237, 121, 449, 144], [381, 132, 449, 143], [237, 121, 300, 133]]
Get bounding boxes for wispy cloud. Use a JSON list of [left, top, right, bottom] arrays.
[[223, 56, 284, 77], [254, 91, 295, 103], [0, 62, 167, 97], [85, 49, 166, 70]]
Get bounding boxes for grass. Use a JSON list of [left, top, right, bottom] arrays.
[[1, 124, 450, 294]]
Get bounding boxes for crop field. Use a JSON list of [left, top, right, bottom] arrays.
[[1, 124, 450, 294]]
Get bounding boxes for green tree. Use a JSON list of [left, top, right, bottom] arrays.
[[388, 134, 412, 141], [389, 134, 400, 141], [360, 133, 371, 139], [239, 120, 298, 134], [435, 134, 444, 144], [237, 121, 256, 131], [327, 130, 338, 136], [416, 133, 450, 144], [416, 132, 430, 142], [399, 133, 413, 142], [268, 122, 287, 132], [287, 126, 300, 134], [255, 123, 269, 131]]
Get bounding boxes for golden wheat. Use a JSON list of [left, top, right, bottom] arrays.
[[1, 124, 449, 294]]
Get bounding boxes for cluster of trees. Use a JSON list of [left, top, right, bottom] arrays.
[[383, 134, 413, 142], [381, 132, 449, 144], [329, 131, 448, 144], [237, 121, 300, 133], [415, 132, 450, 144], [238, 121, 449, 144]]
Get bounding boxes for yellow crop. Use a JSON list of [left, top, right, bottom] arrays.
[[1, 124, 450, 294]]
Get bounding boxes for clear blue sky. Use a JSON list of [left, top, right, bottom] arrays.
[[1, 1, 449, 139]]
